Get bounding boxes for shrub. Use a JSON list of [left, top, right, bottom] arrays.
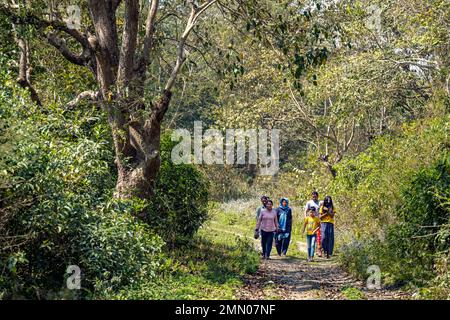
[[385, 153, 449, 284], [100, 235, 260, 300], [339, 238, 378, 281], [331, 118, 447, 236], [341, 286, 367, 300], [145, 134, 209, 245], [228, 237, 259, 275], [333, 120, 449, 291], [80, 200, 164, 295]]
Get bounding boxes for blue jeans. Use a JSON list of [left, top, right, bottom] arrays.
[[321, 222, 335, 256], [260, 230, 275, 258], [306, 234, 317, 258]]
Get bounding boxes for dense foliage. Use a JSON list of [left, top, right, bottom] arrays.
[[203, 0, 450, 297], [0, 70, 164, 298], [332, 118, 449, 296]]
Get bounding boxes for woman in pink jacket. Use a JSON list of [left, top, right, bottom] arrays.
[[255, 200, 279, 260]]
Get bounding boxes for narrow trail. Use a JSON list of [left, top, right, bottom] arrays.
[[208, 225, 411, 300], [237, 254, 410, 300]]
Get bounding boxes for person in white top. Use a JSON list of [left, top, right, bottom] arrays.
[[304, 191, 320, 217], [304, 191, 323, 257]]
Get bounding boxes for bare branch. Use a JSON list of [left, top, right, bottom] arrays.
[[66, 90, 100, 108], [385, 58, 439, 71], [117, 0, 139, 85], [15, 36, 41, 105], [46, 32, 90, 66], [164, 0, 218, 92], [137, 0, 159, 74], [344, 118, 356, 151], [194, 0, 217, 22], [289, 86, 339, 146]]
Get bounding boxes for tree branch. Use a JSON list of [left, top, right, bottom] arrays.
[[46, 32, 90, 66], [137, 0, 159, 75], [66, 90, 100, 108], [289, 86, 339, 146], [386, 58, 438, 71], [344, 118, 356, 151], [117, 0, 139, 86], [164, 0, 217, 92], [0, 4, 91, 49], [88, 0, 120, 92], [14, 32, 41, 105]]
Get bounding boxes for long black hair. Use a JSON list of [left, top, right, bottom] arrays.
[[323, 195, 334, 210]]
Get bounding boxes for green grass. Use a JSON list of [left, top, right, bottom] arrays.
[[108, 237, 258, 299], [341, 286, 367, 300], [101, 203, 260, 299]]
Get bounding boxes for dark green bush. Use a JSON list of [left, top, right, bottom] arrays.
[[338, 151, 449, 289], [386, 153, 449, 284], [0, 62, 211, 297], [145, 134, 209, 245]]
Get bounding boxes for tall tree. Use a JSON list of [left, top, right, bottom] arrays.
[[1, 0, 219, 199]]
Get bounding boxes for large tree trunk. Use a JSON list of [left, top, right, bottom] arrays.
[[86, 0, 189, 200], [112, 91, 172, 199]]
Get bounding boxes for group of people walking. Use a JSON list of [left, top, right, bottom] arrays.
[[254, 191, 336, 261]]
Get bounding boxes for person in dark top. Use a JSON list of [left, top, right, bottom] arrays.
[[275, 197, 293, 256]]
